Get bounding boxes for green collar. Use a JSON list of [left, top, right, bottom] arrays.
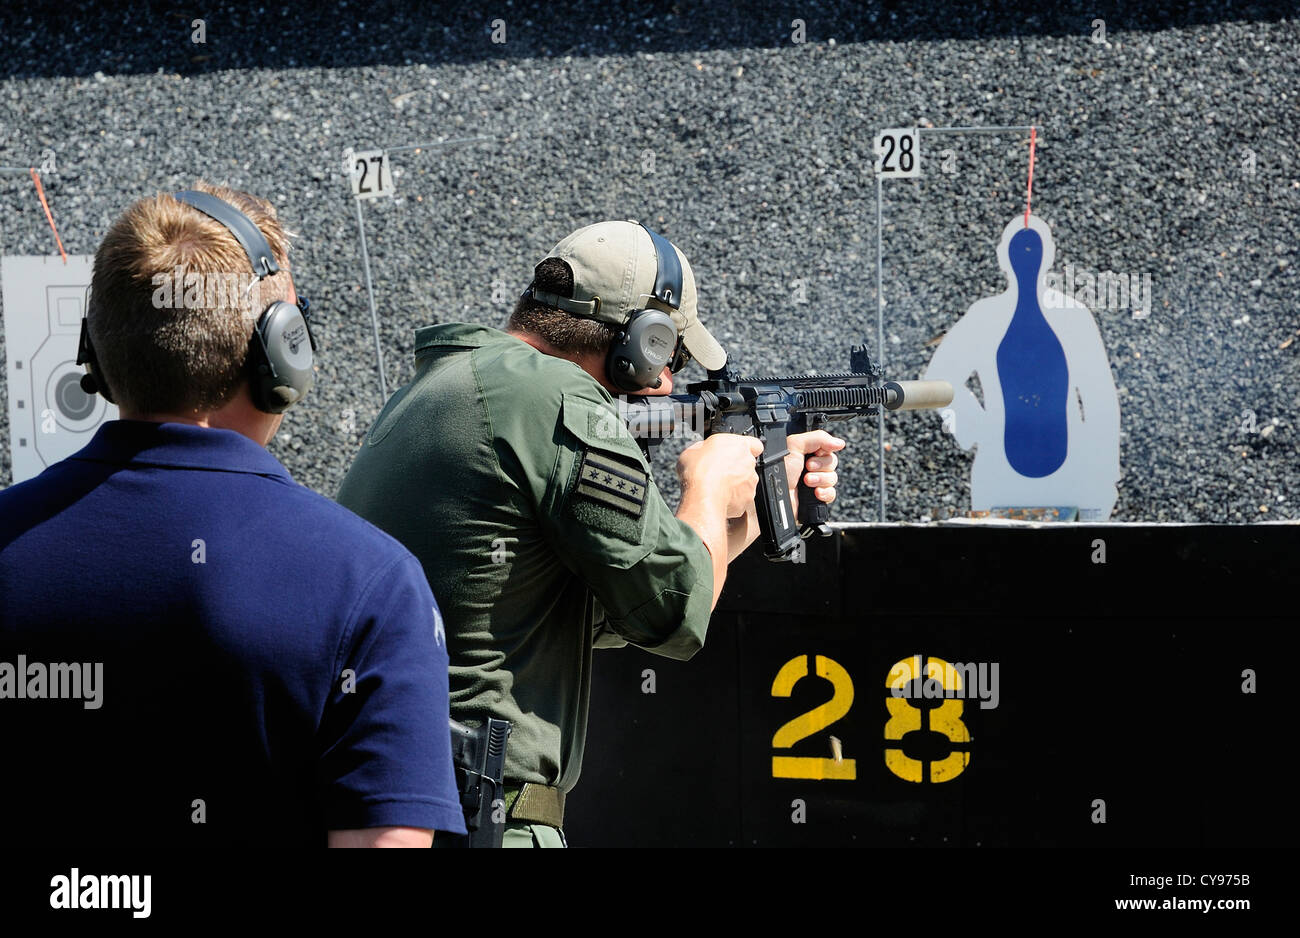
[[414, 321, 524, 355], [412, 322, 613, 407]]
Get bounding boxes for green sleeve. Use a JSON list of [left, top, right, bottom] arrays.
[[540, 389, 715, 660], [592, 614, 631, 651]]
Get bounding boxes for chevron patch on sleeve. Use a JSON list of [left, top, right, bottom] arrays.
[[574, 449, 648, 516]]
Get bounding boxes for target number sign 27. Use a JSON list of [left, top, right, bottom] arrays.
[[349, 149, 395, 200]]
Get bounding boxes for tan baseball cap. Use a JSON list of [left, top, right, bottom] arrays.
[[529, 219, 728, 371]]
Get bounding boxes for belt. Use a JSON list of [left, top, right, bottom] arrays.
[[502, 782, 566, 828]]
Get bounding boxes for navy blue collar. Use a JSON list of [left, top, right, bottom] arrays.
[[69, 420, 293, 482]]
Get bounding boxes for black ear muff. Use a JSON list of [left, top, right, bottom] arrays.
[[76, 317, 116, 405], [248, 301, 316, 414], [640, 225, 683, 311]]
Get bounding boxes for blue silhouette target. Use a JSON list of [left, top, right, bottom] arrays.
[[997, 228, 1069, 477], [923, 215, 1120, 520]]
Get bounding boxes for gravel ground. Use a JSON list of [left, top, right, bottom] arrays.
[[1, 1, 1296, 522]]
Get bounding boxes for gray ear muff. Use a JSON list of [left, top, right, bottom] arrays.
[[608, 308, 678, 393], [604, 223, 688, 393], [249, 301, 315, 414]]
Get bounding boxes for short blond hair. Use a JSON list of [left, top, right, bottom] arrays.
[[88, 180, 293, 413]]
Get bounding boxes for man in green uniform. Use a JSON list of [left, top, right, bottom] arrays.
[[337, 220, 844, 846]]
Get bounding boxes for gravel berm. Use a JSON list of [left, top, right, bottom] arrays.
[[1, 2, 1296, 522]]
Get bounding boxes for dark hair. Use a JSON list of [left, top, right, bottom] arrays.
[[508, 257, 619, 355]]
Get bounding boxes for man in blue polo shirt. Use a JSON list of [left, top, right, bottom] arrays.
[[0, 182, 465, 846]]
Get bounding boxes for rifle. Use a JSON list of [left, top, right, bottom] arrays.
[[621, 345, 953, 561]]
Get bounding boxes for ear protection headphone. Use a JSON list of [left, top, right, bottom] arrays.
[[523, 222, 690, 393], [604, 223, 687, 393], [77, 190, 317, 414]]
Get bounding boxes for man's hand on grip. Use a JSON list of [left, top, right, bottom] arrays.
[[784, 431, 847, 524]]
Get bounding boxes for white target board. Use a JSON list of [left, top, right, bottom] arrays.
[[3, 255, 116, 485], [923, 216, 1120, 521]]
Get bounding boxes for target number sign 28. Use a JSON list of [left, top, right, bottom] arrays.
[[874, 128, 921, 179]]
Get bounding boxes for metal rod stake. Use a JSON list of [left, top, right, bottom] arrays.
[[353, 197, 388, 401], [386, 136, 493, 154], [917, 125, 1036, 134], [876, 173, 885, 523]]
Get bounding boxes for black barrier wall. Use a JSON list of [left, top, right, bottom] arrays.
[[566, 522, 1296, 847]]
